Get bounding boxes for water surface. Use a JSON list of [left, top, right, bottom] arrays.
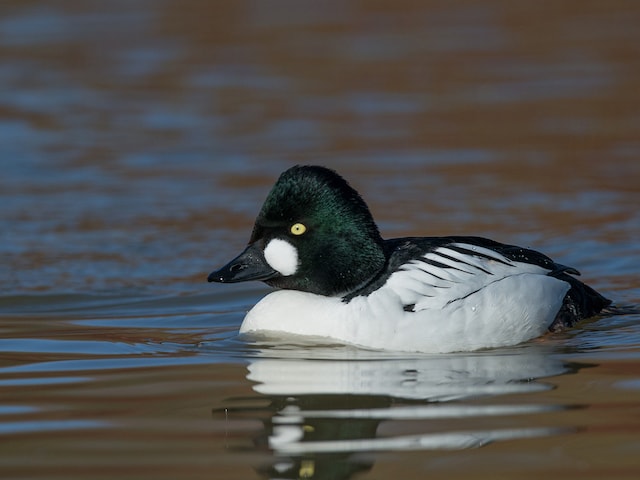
[[1, 1, 639, 479]]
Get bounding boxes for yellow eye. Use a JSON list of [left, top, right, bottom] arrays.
[[290, 223, 307, 235]]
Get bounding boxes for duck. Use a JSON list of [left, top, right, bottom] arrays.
[[207, 165, 611, 353]]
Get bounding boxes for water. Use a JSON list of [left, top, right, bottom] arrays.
[[1, 1, 639, 478]]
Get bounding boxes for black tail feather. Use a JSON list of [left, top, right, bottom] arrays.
[[548, 273, 612, 332]]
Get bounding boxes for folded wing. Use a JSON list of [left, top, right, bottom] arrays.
[[387, 242, 554, 311]]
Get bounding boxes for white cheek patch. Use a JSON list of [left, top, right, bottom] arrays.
[[264, 239, 299, 276]]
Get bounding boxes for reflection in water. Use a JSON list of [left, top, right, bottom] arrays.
[[225, 346, 582, 480]]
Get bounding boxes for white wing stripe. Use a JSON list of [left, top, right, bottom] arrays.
[[449, 243, 514, 264], [434, 248, 493, 274], [435, 246, 515, 273], [422, 252, 477, 274], [407, 259, 466, 283]]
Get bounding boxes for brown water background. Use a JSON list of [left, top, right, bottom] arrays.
[[1, 1, 639, 479]]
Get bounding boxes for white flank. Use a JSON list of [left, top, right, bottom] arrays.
[[240, 241, 573, 353], [264, 238, 299, 276]]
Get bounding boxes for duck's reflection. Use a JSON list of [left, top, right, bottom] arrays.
[[228, 344, 582, 480]]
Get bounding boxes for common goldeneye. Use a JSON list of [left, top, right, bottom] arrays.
[[208, 165, 611, 352]]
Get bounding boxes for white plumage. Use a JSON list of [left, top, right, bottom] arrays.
[[240, 243, 570, 353]]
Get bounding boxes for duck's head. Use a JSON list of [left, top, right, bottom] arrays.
[[208, 165, 386, 296]]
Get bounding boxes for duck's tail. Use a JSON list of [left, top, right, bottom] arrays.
[[548, 273, 612, 332]]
